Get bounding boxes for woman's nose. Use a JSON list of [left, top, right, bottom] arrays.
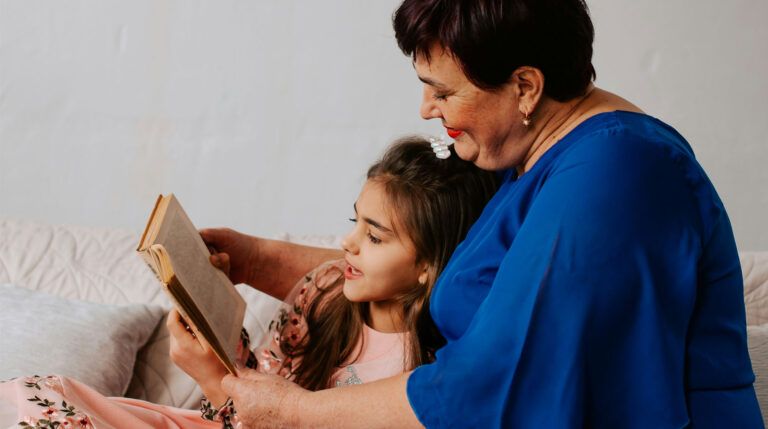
[[420, 89, 441, 120]]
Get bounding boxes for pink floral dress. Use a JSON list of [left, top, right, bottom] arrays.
[[0, 260, 409, 429]]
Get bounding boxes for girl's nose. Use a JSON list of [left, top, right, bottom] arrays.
[[341, 231, 359, 255]]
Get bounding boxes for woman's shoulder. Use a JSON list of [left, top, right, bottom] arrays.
[[553, 109, 697, 176], [544, 110, 724, 242]]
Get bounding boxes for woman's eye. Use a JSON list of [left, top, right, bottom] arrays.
[[366, 232, 382, 244], [432, 93, 448, 101]]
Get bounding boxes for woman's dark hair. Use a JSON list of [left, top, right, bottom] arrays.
[[286, 136, 499, 390], [393, 0, 596, 101]]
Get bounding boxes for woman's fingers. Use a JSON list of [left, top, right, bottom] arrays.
[[210, 252, 231, 276], [222, 372, 306, 428], [199, 228, 221, 246]]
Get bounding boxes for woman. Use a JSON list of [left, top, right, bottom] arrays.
[[212, 0, 763, 427]]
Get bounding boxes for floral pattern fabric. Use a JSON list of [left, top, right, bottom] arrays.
[[14, 376, 93, 429]]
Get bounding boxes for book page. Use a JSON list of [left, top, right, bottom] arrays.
[[154, 195, 246, 368]]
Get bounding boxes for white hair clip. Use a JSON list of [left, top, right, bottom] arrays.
[[429, 135, 454, 159]]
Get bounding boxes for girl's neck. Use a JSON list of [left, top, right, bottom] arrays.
[[366, 300, 406, 333]]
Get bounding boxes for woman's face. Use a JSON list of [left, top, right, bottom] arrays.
[[341, 180, 427, 304], [414, 45, 530, 171]]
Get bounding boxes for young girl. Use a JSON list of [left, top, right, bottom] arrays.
[[0, 136, 497, 429]]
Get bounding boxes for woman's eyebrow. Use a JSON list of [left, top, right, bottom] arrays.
[[417, 75, 448, 90]]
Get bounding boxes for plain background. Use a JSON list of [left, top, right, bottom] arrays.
[[1, 1, 766, 250]]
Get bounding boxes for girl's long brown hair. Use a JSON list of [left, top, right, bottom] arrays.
[[283, 136, 498, 391]]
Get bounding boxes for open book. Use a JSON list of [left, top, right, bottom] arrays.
[[137, 194, 245, 375]]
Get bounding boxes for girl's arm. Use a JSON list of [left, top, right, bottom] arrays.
[[201, 228, 343, 301], [221, 370, 424, 429], [167, 309, 229, 407]]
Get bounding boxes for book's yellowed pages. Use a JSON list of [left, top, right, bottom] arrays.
[[137, 194, 246, 374]]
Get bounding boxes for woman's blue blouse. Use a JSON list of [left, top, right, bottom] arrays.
[[407, 111, 763, 428]]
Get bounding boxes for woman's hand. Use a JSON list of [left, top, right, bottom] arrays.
[[167, 308, 229, 406], [222, 369, 307, 429], [201, 227, 343, 301], [200, 228, 260, 286]]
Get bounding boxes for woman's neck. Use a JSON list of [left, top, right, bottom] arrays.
[[517, 86, 643, 175], [366, 300, 406, 333]]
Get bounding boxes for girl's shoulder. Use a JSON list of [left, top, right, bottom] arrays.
[[305, 259, 347, 289], [291, 259, 346, 314], [253, 259, 347, 377]]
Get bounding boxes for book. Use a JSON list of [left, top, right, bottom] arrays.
[[137, 194, 245, 375]]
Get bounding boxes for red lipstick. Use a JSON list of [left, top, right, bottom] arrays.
[[446, 128, 463, 139]]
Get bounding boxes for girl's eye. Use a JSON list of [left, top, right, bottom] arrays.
[[366, 232, 382, 244], [348, 217, 357, 223]]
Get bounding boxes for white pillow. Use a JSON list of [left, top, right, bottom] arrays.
[[0, 284, 164, 397]]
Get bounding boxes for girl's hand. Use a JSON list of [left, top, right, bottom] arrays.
[[222, 369, 308, 429], [167, 308, 229, 406]]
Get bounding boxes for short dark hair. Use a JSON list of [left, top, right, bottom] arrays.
[[393, 0, 596, 101]]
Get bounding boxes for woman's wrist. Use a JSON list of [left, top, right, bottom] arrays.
[[200, 378, 230, 409]]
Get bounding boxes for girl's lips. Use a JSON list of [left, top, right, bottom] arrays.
[[446, 128, 463, 139], [344, 264, 363, 280]]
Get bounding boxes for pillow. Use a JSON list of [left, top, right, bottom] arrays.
[[0, 284, 164, 397]]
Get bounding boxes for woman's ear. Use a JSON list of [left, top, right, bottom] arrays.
[[511, 66, 545, 118]]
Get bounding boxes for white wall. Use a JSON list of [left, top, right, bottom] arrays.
[[1, 1, 766, 250]]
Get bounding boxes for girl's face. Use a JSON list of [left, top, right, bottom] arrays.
[[341, 180, 428, 304]]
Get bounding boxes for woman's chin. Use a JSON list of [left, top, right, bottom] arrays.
[[453, 140, 479, 163]]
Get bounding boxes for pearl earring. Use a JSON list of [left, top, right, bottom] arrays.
[[522, 112, 532, 127]]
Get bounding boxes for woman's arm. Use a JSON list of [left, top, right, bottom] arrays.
[[221, 370, 423, 429], [201, 228, 343, 301]]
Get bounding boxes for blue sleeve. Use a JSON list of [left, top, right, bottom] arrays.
[[407, 134, 761, 428]]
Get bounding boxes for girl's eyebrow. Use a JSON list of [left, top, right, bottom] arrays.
[[353, 203, 393, 234]]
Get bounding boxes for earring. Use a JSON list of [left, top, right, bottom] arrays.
[[522, 112, 532, 127], [429, 135, 453, 159]]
